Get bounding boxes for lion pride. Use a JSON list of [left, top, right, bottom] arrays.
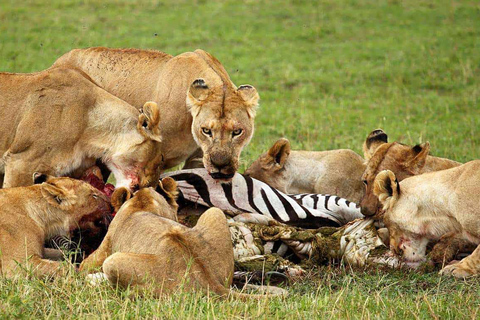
[[53, 47, 259, 181]]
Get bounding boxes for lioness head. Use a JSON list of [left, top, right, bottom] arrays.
[[244, 138, 291, 191], [111, 177, 179, 221], [186, 72, 259, 182], [359, 129, 430, 218], [107, 102, 164, 190], [33, 173, 112, 236], [373, 170, 430, 267]]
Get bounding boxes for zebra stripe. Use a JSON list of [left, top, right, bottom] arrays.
[[161, 169, 363, 228]]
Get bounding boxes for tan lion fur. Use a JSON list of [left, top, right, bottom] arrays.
[[80, 179, 236, 297], [0, 175, 111, 279], [360, 129, 460, 218], [373, 162, 480, 277], [245, 138, 365, 203], [0, 67, 163, 189], [53, 47, 259, 180]]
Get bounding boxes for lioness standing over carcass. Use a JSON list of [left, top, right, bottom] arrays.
[[53, 48, 259, 181], [0, 68, 163, 189]]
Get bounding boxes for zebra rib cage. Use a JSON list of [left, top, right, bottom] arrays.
[[161, 169, 364, 228]]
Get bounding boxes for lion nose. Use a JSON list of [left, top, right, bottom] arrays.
[[360, 206, 374, 216], [210, 155, 230, 170]]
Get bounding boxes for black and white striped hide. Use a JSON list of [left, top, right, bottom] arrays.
[[161, 169, 363, 228]]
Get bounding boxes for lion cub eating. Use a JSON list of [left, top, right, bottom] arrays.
[[80, 178, 236, 297], [0, 174, 111, 279]]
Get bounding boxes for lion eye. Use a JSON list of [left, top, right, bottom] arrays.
[[363, 180, 368, 185], [93, 194, 99, 199], [202, 128, 212, 137], [232, 129, 243, 137]]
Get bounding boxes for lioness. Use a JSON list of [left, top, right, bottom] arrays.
[[373, 161, 480, 278], [0, 174, 111, 278], [360, 129, 460, 218], [80, 178, 236, 297], [53, 47, 259, 181], [244, 138, 365, 202], [0, 67, 163, 189]]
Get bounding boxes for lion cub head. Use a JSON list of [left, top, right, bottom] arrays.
[[33, 173, 112, 236], [186, 51, 259, 182], [111, 177, 179, 221], [244, 138, 291, 192], [359, 129, 431, 218]]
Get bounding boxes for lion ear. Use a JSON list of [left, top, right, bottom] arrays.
[[266, 138, 291, 170], [363, 129, 388, 160], [111, 187, 132, 212], [373, 170, 400, 211], [138, 101, 162, 142], [187, 79, 210, 117], [33, 172, 49, 184], [41, 182, 77, 210], [404, 142, 430, 173], [237, 85, 259, 118], [155, 177, 179, 209]]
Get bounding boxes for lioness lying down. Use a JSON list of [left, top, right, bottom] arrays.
[[80, 179, 233, 296], [0, 174, 111, 279], [0, 67, 163, 189], [81, 180, 285, 298], [374, 160, 480, 277], [245, 138, 365, 203]]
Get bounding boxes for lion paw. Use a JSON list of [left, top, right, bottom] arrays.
[[86, 272, 109, 286], [439, 261, 476, 278]]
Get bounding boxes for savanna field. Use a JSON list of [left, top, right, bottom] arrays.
[[1, 0, 480, 318]]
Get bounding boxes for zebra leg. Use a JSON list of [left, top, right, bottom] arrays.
[[233, 213, 274, 225]]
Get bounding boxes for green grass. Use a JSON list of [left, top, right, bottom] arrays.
[[1, 0, 480, 318]]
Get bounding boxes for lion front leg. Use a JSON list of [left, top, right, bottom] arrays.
[[440, 244, 480, 278], [79, 237, 112, 273], [11, 255, 73, 279]]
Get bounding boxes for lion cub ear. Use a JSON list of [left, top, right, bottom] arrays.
[[187, 79, 210, 117], [138, 102, 162, 142], [111, 187, 132, 212], [404, 142, 430, 173], [237, 85, 259, 118], [373, 170, 400, 211], [265, 138, 291, 170], [155, 177, 179, 209], [363, 129, 388, 160], [41, 182, 78, 210]]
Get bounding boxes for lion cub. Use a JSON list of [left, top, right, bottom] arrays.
[[245, 138, 365, 202], [0, 174, 111, 279], [374, 161, 480, 277], [80, 178, 235, 296]]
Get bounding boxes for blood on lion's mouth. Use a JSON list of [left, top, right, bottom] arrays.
[[209, 172, 235, 181]]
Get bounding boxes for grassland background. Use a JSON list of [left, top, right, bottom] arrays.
[[1, 0, 479, 318]]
